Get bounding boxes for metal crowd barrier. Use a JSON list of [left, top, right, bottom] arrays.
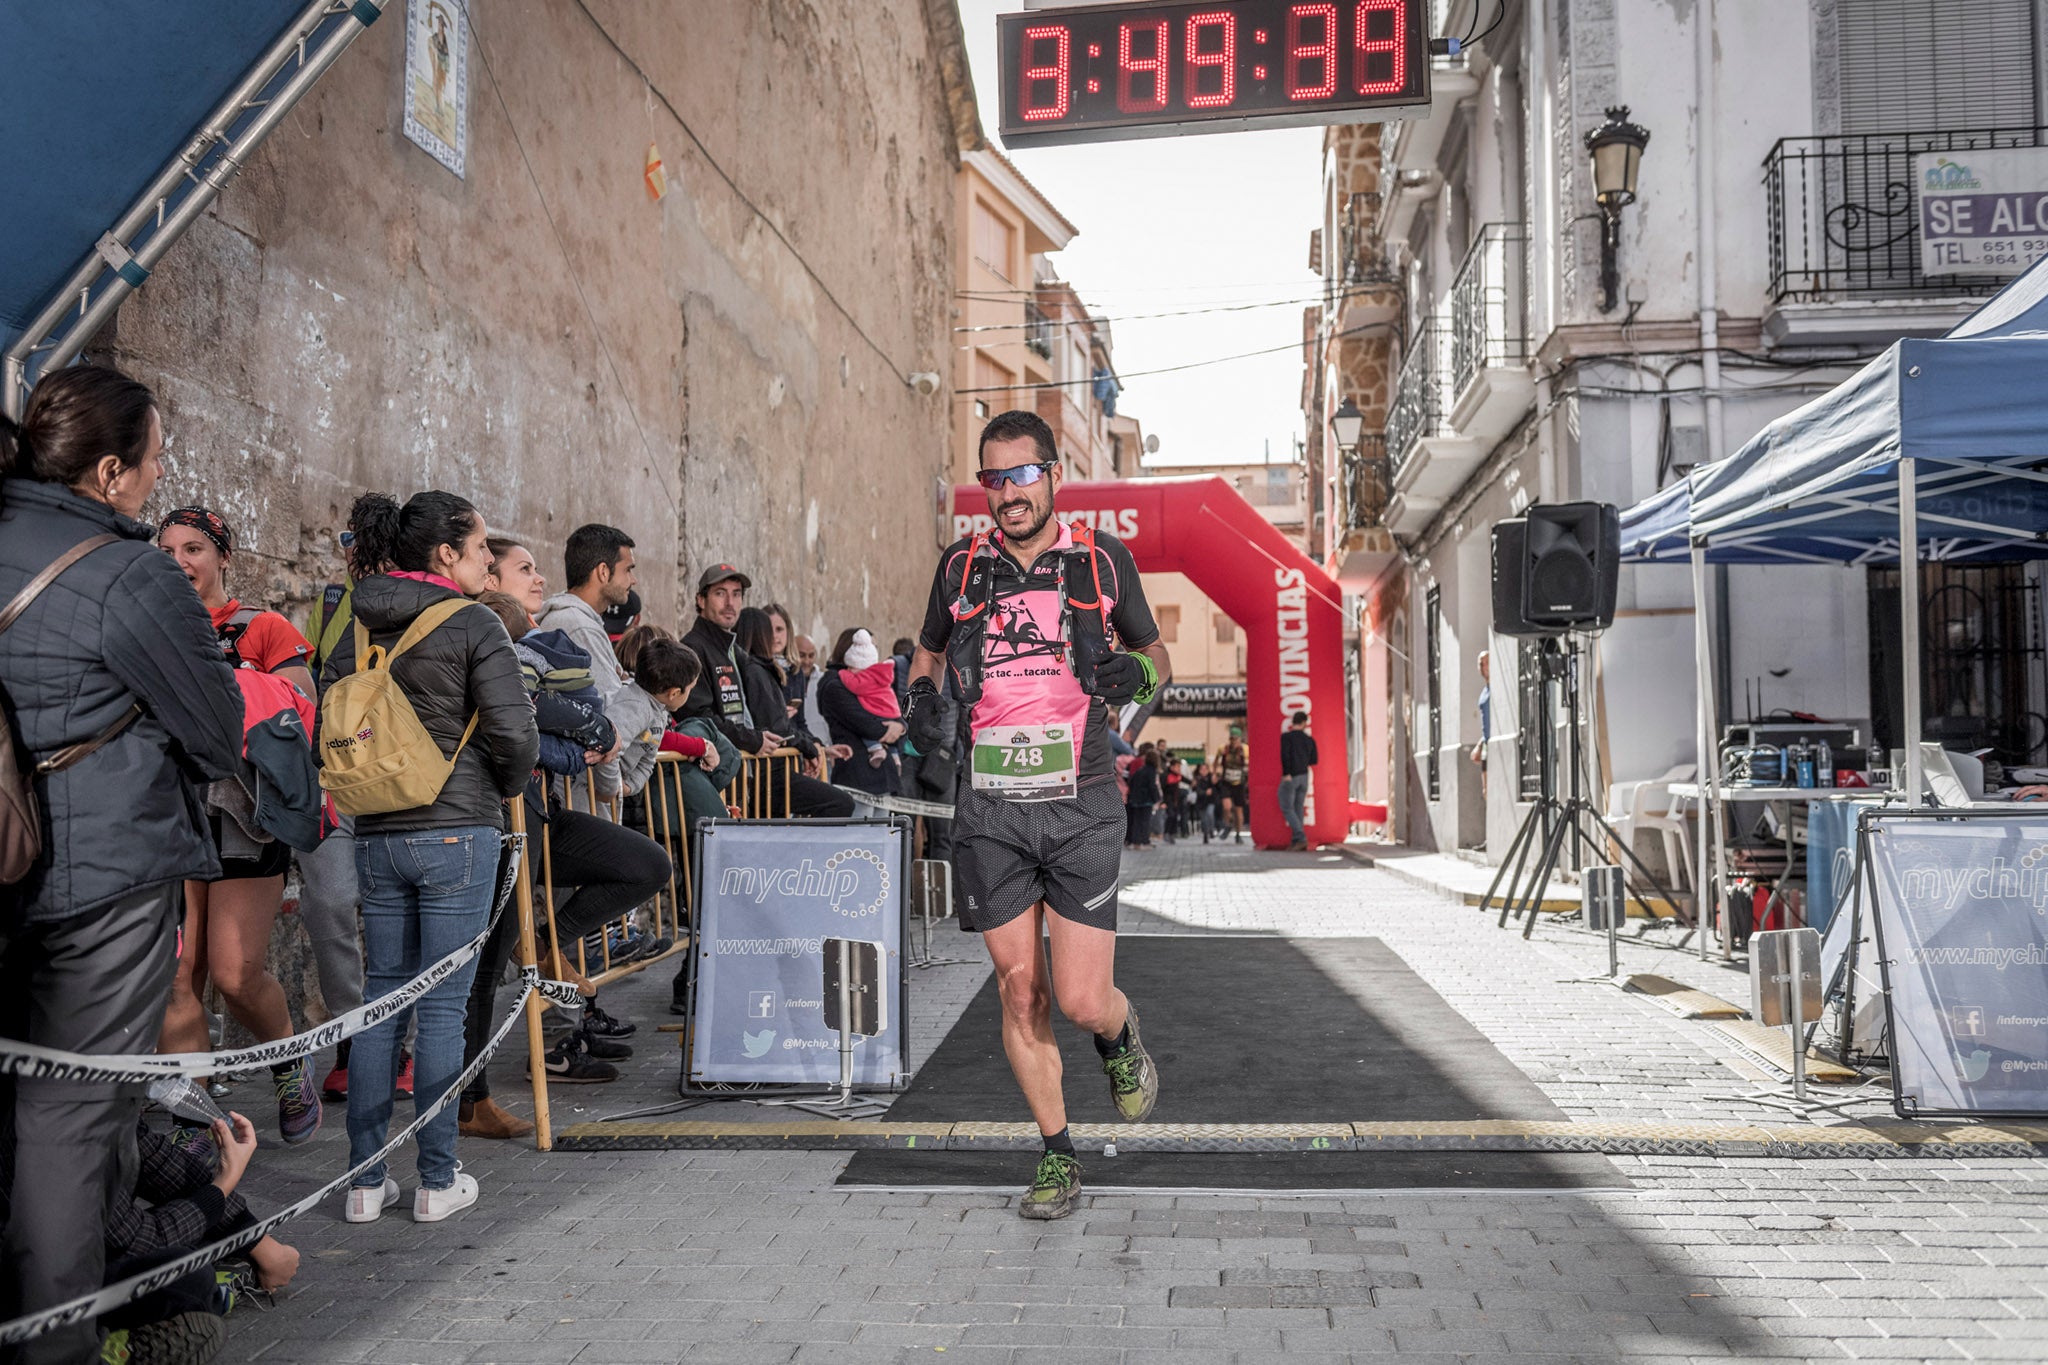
[[515, 748, 802, 1148]]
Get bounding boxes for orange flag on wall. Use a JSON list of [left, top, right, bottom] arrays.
[[645, 143, 669, 202]]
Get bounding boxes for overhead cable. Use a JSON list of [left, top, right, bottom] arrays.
[[570, 0, 917, 387]]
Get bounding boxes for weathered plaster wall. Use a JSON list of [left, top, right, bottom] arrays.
[[105, 0, 962, 645]]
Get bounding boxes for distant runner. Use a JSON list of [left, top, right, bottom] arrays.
[[1216, 728, 1250, 843], [906, 411, 1172, 1221]]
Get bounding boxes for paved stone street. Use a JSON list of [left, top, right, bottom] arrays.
[[226, 839, 2048, 1364]]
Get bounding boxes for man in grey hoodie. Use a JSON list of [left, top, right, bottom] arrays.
[[535, 523, 636, 798]]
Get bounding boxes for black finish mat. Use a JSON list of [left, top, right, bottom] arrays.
[[841, 936, 1624, 1189]]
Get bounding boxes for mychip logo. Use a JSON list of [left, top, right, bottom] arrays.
[[717, 849, 890, 919]]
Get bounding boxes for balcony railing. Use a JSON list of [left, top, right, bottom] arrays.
[[1764, 126, 2048, 302], [1449, 223, 1529, 396], [1386, 320, 1444, 476], [1343, 435, 1390, 533], [1024, 301, 1053, 359]]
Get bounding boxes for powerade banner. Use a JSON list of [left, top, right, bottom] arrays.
[[1866, 814, 2048, 1117], [1155, 682, 1247, 718], [688, 819, 907, 1086]]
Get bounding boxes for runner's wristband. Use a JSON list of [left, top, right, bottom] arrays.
[[1132, 652, 1159, 706]]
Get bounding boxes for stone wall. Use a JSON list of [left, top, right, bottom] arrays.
[[104, 0, 966, 645]]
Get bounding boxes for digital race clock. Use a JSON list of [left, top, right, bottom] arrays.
[[998, 0, 1432, 148]]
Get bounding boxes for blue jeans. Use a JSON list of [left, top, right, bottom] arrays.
[[348, 826, 500, 1191], [1278, 774, 1309, 843]]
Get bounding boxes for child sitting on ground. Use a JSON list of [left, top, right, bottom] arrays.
[[839, 629, 902, 768]]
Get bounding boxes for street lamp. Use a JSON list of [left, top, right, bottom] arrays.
[[1584, 105, 1650, 314], [1329, 396, 1365, 453]]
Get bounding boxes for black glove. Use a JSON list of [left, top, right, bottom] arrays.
[[1091, 652, 1149, 705], [905, 677, 948, 750]]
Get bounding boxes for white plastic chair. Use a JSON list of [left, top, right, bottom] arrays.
[[1604, 763, 1698, 896]]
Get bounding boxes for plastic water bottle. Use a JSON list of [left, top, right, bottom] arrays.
[[148, 1074, 228, 1128], [1816, 739, 1834, 788], [1794, 742, 1816, 789]]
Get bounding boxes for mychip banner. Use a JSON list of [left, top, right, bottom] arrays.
[[1865, 813, 2048, 1117], [687, 819, 908, 1087]]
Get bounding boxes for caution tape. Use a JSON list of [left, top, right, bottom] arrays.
[[0, 836, 533, 1085], [0, 970, 556, 1346], [845, 791, 956, 821]]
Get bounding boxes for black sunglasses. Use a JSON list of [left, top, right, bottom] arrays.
[[977, 461, 1055, 491]]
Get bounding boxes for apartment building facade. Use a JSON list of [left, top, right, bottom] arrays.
[[952, 148, 1130, 487], [1305, 0, 2048, 854]]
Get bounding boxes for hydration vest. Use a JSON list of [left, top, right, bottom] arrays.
[[214, 605, 265, 669], [945, 525, 1115, 707]]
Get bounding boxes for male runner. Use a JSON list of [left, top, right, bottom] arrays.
[[1216, 728, 1250, 843], [905, 410, 1171, 1221]]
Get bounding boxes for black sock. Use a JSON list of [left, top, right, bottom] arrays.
[[1043, 1127, 1075, 1157], [270, 1059, 296, 1079], [1093, 1019, 1131, 1058]]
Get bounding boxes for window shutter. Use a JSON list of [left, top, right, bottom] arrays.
[[1837, 0, 2039, 134]]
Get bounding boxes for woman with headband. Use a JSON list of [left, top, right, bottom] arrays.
[[156, 505, 325, 1151]]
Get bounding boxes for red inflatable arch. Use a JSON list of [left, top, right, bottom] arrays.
[[953, 477, 1350, 850]]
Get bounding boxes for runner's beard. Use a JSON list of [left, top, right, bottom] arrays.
[[996, 496, 1053, 543]]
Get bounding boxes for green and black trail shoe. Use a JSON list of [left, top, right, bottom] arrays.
[[1019, 1148, 1081, 1220], [1102, 1000, 1159, 1123]]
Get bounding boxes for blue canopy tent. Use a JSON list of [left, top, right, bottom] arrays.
[[1618, 254, 2048, 956], [0, 0, 384, 417]]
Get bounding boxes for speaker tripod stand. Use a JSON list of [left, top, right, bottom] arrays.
[[1481, 635, 1692, 940]]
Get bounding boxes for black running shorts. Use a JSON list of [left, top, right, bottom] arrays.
[[953, 775, 1124, 933]]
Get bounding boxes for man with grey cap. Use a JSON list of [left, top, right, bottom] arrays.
[[679, 561, 853, 820]]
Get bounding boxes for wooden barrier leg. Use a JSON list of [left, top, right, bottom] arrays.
[[665, 763, 685, 939], [675, 762, 693, 934], [539, 806, 573, 989], [508, 807, 553, 1150]]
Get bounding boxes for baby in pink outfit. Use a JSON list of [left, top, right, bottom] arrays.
[[840, 630, 902, 767]]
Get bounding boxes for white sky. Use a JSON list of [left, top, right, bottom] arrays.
[[956, 0, 1324, 469]]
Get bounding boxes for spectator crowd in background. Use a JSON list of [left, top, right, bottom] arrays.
[[0, 362, 1277, 1365]]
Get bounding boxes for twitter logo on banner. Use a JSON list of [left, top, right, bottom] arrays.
[[1960, 1048, 1992, 1083], [742, 1029, 776, 1059]]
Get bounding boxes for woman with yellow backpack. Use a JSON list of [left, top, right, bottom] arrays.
[[317, 491, 537, 1225]]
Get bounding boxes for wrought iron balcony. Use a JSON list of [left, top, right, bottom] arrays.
[[1385, 320, 1444, 477], [1343, 435, 1390, 533], [1449, 223, 1529, 398], [1024, 301, 1053, 359], [1764, 126, 2047, 303]]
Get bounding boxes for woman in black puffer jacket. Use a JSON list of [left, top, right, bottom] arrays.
[[0, 365, 245, 1364], [324, 491, 537, 1228]]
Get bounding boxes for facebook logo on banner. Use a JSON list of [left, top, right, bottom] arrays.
[[749, 992, 776, 1019]]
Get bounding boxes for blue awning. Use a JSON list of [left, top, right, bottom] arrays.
[[0, 2, 319, 354], [1, 0, 381, 416], [1688, 255, 2048, 562], [1619, 255, 2048, 566]]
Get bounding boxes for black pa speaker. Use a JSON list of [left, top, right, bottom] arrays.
[[1490, 502, 1620, 635], [1490, 518, 1544, 638]]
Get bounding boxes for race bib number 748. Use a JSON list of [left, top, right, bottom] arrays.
[[971, 724, 1078, 801]]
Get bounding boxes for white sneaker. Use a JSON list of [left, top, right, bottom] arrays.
[[413, 1169, 479, 1223], [344, 1178, 401, 1223]]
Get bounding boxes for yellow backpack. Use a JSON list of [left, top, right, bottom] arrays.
[[318, 598, 480, 816]]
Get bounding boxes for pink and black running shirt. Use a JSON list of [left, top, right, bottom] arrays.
[[920, 521, 1158, 780]]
